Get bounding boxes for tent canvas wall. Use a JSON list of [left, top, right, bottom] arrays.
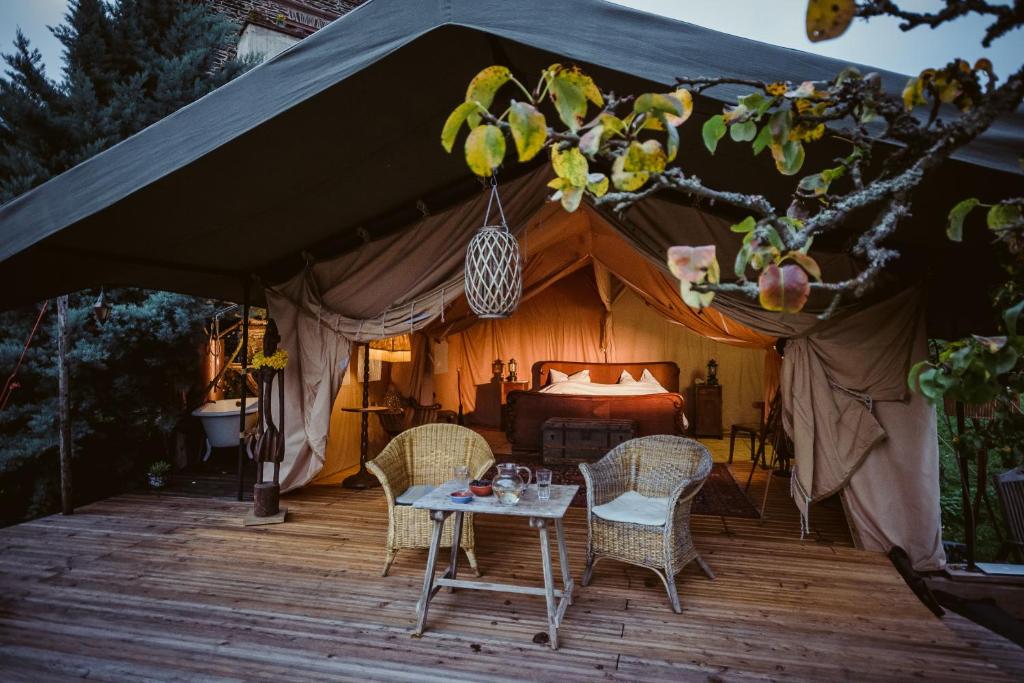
[[2, 0, 1020, 571]]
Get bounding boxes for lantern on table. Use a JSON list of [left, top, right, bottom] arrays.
[[706, 359, 719, 386], [492, 358, 505, 383], [506, 358, 518, 382], [465, 176, 522, 319]]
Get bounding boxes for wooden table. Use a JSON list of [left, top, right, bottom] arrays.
[[339, 405, 390, 489], [412, 480, 578, 649]]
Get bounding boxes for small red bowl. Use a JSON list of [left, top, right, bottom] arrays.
[[450, 490, 474, 504], [469, 480, 493, 497]]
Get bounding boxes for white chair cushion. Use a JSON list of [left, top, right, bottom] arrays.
[[396, 484, 435, 506], [592, 490, 671, 526]]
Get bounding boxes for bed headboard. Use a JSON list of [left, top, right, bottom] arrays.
[[531, 361, 680, 393]]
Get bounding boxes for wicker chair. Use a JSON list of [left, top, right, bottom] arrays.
[[579, 435, 714, 613], [366, 423, 495, 577]]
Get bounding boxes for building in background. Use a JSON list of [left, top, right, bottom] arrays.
[[206, 0, 364, 64]]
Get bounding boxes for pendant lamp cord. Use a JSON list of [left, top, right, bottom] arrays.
[[483, 174, 508, 231]]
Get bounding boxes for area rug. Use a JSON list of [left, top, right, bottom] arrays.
[[546, 462, 760, 519]]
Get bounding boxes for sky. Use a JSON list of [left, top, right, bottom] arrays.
[[0, 0, 1021, 80]]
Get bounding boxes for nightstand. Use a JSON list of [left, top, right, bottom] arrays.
[[694, 383, 723, 438]]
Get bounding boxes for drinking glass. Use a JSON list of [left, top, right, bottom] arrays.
[[453, 465, 470, 491], [536, 468, 552, 501]]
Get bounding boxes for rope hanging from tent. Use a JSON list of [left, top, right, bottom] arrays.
[[0, 300, 50, 411], [464, 175, 522, 320]]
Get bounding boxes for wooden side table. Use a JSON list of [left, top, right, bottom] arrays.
[[499, 380, 529, 431], [694, 383, 723, 438], [412, 480, 578, 649]]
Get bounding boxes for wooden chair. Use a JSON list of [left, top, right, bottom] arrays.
[[728, 401, 765, 464], [579, 435, 714, 613], [994, 466, 1024, 562], [366, 423, 495, 576]]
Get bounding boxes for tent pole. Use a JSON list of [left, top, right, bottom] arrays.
[[237, 280, 251, 502], [954, 400, 976, 571], [57, 294, 73, 516]]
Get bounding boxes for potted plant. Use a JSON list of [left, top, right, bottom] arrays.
[[147, 460, 172, 489]]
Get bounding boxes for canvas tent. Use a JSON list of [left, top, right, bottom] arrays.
[[1, 0, 1021, 571]]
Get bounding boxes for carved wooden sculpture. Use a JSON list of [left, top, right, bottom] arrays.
[[252, 319, 286, 519]]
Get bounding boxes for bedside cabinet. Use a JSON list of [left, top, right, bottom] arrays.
[[694, 384, 723, 438]]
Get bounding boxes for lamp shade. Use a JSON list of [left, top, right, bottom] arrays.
[[368, 334, 412, 363]]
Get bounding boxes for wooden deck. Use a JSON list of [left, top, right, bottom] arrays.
[[0, 436, 1020, 681]]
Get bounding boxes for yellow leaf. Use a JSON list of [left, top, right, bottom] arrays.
[[586, 172, 609, 197], [441, 101, 480, 153], [806, 0, 856, 42], [551, 146, 589, 187], [664, 89, 693, 127], [623, 140, 667, 173], [611, 154, 649, 191], [465, 125, 506, 177]]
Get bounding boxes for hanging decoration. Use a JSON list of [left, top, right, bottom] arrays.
[[465, 175, 522, 319]]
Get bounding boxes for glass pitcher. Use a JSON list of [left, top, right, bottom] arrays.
[[493, 463, 532, 506]]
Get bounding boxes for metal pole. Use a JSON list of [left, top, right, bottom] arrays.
[[57, 295, 73, 516], [237, 280, 250, 502]]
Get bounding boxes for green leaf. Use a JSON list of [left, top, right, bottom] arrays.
[[771, 140, 805, 176], [987, 203, 1023, 231], [761, 226, 785, 252], [507, 100, 547, 162], [545, 64, 600, 132], [634, 93, 684, 118], [660, 114, 680, 162], [946, 198, 980, 241], [441, 101, 481, 153], [751, 125, 773, 155], [465, 66, 511, 126], [730, 217, 756, 234], [702, 115, 727, 154], [768, 110, 792, 143], [734, 244, 752, 279], [730, 120, 757, 142], [586, 172, 609, 197], [551, 146, 589, 187], [1003, 299, 1024, 338], [464, 124, 506, 177]]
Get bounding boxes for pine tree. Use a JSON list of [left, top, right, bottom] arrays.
[[0, 1, 251, 523]]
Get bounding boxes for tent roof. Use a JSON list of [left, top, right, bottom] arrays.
[[0, 0, 1020, 314]]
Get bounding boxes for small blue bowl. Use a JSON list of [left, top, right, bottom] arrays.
[[449, 490, 474, 504]]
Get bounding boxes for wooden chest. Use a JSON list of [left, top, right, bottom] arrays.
[[542, 417, 637, 464]]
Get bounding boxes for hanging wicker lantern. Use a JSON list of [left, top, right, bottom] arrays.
[[465, 177, 522, 319]]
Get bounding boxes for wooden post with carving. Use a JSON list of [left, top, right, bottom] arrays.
[[247, 318, 287, 525]]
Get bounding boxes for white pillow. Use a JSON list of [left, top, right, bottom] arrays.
[[640, 368, 665, 389], [618, 370, 637, 384], [549, 368, 591, 384]]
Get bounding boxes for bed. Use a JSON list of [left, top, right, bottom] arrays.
[[505, 361, 687, 453]]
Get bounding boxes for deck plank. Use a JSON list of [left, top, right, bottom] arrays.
[[0, 435, 1017, 682]]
